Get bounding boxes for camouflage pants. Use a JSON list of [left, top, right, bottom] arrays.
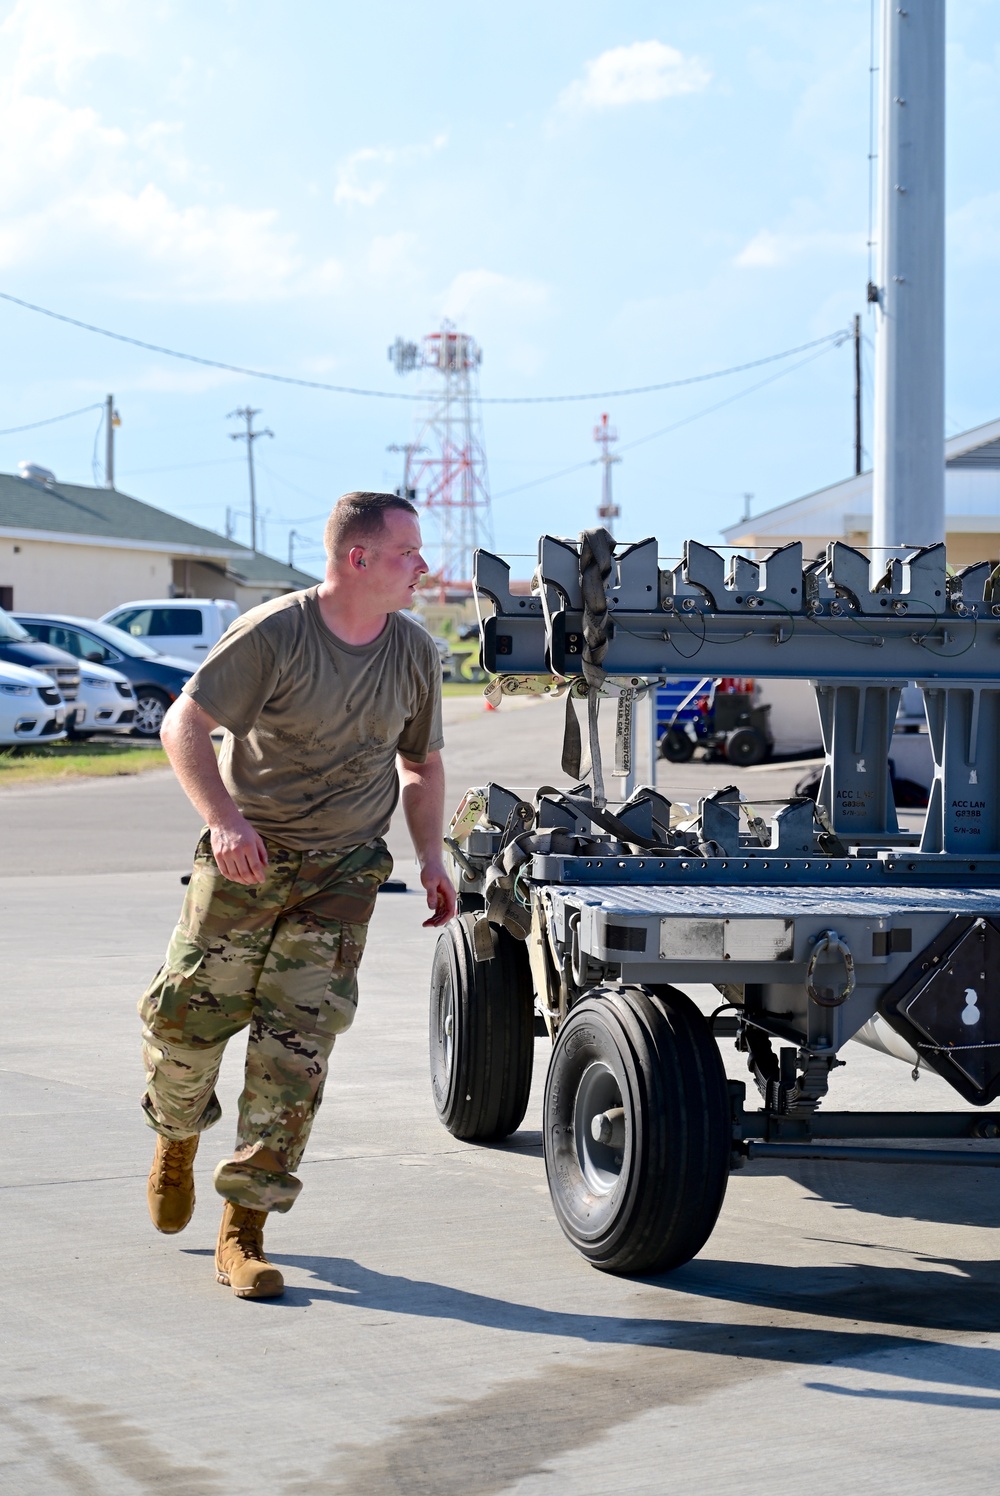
[[139, 831, 392, 1213]]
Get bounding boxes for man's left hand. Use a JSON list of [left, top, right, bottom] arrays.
[[420, 860, 457, 927]]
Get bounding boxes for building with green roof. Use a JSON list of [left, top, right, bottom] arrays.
[[0, 467, 319, 617]]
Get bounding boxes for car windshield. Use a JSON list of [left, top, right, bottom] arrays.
[[71, 619, 161, 659], [0, 608, 31, 642]]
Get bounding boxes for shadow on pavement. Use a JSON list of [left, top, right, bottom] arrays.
[[479, 1129, 543, 1153], [668, 1254, 1000, 1333], [746, 1155, 1000, 1229], [271, 1250, 1000, 1348], [805, 1381, 1000, 1409], [267, 1254, 1000, 1495]]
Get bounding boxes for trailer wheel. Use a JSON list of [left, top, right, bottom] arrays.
[[658, 727, 695, 763], [543, 985, 730, 1274], [725, 725, 768, 766], [429, 914, 535, 1141]]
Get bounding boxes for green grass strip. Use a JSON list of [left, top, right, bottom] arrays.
[[0, 741, 169, 785]]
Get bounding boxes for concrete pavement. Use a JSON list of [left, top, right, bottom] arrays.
[[2, 695, 999, 1494]]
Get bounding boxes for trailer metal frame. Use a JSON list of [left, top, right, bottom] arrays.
[[428, 534, 1000, 1275]]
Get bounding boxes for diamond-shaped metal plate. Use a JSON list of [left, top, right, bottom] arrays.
[[881, 917, 1000, 1104]]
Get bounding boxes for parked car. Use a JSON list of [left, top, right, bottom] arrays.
[[14, 614, 193, 738], [0, 607, 80, 707], [400, 610, 453, 678], [100, 598, 240, 670], [0, 659, 66, 746], [70, 660, 138, 738]]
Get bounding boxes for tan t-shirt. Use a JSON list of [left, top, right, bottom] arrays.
[[183, 589, 444, 851]]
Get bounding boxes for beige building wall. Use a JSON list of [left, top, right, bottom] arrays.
[[171, 561, 315, 612], [231, 581, 297, 612], [171, 558, 236, 601], [0, 538, 175, 617]]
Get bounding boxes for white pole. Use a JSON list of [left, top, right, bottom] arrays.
[[648, 686, 658, 788], [870, 0, 946, 572], [104, 394, 114, 489]]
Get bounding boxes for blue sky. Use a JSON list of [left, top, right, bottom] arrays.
[[0, 0, 998, 577]]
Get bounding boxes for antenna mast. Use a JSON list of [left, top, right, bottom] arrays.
[[594, 413, 621, 529], [389, 322, 493, 586]]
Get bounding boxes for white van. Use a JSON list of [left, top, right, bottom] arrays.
[[100, 599, 240, 670]]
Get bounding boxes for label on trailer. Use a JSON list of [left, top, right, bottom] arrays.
[[949, 798, 987, 836], [614, 691, 633, 777], [658, 916, 793, 962], [724, 917, 794, 961]]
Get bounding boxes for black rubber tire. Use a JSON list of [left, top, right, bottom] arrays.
[[133, 688, 170, 739], [429, 914, 535, 1141], [725, 726, 768, 766], [658, 727, 695, 763], [543, 985, 730, 1274]]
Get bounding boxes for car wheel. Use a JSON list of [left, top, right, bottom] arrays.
[[133, 689, 170, 738], [658, 727, 695, 763], [724, 726, 768, 766]]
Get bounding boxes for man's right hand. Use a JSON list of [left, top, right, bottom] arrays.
[[210, 815, 270, 885]]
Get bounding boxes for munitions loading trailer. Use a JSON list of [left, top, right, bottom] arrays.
[[428, 530, 1000, 1275]]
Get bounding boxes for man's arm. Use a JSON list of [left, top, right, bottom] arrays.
[[397, 749, 457, 927], [160, 694, 269, 886]]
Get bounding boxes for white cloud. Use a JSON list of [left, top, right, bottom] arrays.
[[735, 227, 866, 269], [84, 187, 305, 300], [334, 134, 448, 209], [335, 147, 391, 208], [0, 7, 343, 301], [0, 0, 142, 92], [559, 41, 710, 111]]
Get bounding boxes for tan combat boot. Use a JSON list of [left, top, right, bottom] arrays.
[[147, 1134, 199, 1234], [215, 1203, 284, 1299]]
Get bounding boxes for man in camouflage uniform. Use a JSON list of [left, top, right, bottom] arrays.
[[140, 491, 456, 1299]]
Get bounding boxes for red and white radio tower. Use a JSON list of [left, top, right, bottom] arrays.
[[594, 412, 621, 529], [388, 321, 493, 587]]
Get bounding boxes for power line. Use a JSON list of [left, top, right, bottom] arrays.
[[0, 401, 103, 437], [254, 458, 330, 518], [492, 455, 597, 501], [618, 339, 847, 454], [479, 332, 848, 404], [0, 289, 848, 406], [493, 336, 847, 500]]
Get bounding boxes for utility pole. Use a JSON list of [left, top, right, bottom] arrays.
[[288, 529, 300, 568], [853, 313, 863, 476], [104, 394, 120, 489], [387, 442, 423, 501], [228, 406, 273, 553], [742, 491, 754, 523]]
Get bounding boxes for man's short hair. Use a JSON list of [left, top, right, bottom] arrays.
[[323, 491, 418, 561]]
